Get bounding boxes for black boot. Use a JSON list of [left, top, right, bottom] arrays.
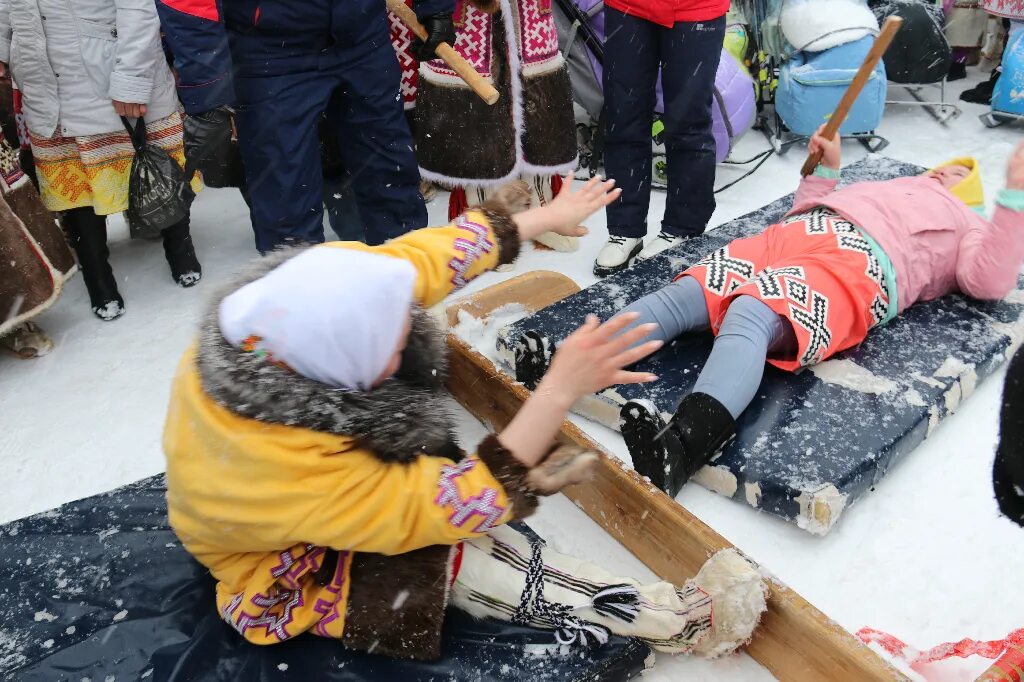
[[960, 69, 1000, 105], [63, 208, 124, 321], [161, 218, 202, 287], [620, 393, 736, 497]]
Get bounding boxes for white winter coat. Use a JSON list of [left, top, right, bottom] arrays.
[[0, 0, 180, 138]]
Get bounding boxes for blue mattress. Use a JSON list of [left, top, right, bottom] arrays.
[[498, 157, 1024, 534]]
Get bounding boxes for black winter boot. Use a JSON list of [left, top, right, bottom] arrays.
[[63, 208, 124, 321], [960, 69, 1000, 105], [161, 218, 202, 287], [620, 393, 736, 497], [947, 61, 968, 81]]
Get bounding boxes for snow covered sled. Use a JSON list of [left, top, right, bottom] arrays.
[[489, 157, 1024, 536], [0, 476, 651, 681]]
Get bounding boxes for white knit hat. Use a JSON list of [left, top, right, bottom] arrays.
[[219, 247, 418, 390]]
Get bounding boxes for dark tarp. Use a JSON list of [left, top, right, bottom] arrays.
[[0, 475, 651, 681]]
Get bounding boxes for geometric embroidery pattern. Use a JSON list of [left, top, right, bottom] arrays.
[[754, 266, 806, 299], [388, 1, 419, 108], [789, 289, 833, 366], [435, 458, 507, 533], [694, 246, 756, 296], [222, 587, 305, 642], [448, 216, 495, 289]]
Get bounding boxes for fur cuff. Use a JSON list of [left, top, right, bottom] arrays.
[[342, 544, 454, 660], [466, 0, 499, 12], [476, 435, 538, 520], [476, 205, 521, 267]]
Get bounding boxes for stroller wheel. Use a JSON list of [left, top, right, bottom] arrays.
[[653, 154, 668, 189], [980, 112, 1006, 128]]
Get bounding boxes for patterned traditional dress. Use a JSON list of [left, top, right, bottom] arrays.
[[683, 207, 892, 371]]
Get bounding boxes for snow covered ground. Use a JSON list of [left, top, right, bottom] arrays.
[[3, 69, 1022, 681]]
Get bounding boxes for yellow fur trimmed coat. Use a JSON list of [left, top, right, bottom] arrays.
[[163, 206, 532, 660]]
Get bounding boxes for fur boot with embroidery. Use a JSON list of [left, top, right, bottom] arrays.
[[453, 525, 767, 655]]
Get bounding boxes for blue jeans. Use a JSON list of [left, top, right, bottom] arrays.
[[603, 10, 724, 238], [619, 277, 795, 418]]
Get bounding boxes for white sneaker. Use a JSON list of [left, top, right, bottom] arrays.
[[636, 231, 685, 261], [593, 235, 643, 277]]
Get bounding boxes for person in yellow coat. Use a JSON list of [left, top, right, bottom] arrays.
[[163, 177, 767, 661]]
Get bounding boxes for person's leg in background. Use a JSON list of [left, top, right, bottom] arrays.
[[62, 208, 123, 321], [160, 216, 202, 287], [233, 69, 334, 254], [638, 16, 725, 261], [330, 38, 426, 246], [594, 8, 661, 277], [321, 171, 366, 243], [318, 114, 366, 242]]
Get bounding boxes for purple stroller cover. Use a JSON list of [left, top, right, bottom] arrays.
[[570, 0, 756, 161]]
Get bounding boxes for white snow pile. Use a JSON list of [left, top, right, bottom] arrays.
[[452, 303, 529, 367]]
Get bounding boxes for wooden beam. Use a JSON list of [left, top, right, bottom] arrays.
[[444, 273, 906, 682]]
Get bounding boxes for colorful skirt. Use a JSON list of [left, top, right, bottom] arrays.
[[29, 112, 200, 215], [682, 208, 891, 372]]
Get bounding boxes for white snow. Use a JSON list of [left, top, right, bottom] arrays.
[[808, 358, 899, 394], [2, 67, 1023, 680]]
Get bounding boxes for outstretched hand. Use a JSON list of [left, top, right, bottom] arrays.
[[539, 312, 661, 407], [497, 312, 659, 468], [513, 174, 621, 241], [808, 124, 842, 171]]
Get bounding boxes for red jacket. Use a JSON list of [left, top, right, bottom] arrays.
[[605, 0, 729, 27]]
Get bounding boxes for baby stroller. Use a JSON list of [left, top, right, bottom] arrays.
[[870, 0, 961, 124], [734, 0, 891, 154], [554, 0, 762, 191], [983, 20, 1024, 127]]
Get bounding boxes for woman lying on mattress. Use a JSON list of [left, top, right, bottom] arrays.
[[617, 131, 1024, 497], [163, 178, 767, 662]]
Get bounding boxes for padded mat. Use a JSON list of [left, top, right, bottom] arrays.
[[498, 157, 1024, 534], [0, 476, 650, 681]]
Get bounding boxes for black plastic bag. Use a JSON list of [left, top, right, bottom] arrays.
[[122, 116, 194, 239], [184, 107, 246, 189]]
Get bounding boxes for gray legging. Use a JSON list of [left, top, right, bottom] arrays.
[[619, 276, 796, 419]]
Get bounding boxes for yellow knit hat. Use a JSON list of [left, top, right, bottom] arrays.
[[929, 157, 984, 209]]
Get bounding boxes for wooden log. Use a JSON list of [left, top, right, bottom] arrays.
[[444, 272, 907, 682]]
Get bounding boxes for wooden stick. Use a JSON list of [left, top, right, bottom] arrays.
[[386, 0, 500, 106], [800, 17, 903, 177], [444, 273, 908, 682]]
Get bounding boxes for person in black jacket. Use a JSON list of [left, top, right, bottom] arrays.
[[156, 0, 454, 253]]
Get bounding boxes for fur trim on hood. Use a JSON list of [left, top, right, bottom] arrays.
[[196, 247, 462, 464]]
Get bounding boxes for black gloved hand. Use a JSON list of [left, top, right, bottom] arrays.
[[412, 12, 455, 62], [183, 106, 238, 188]]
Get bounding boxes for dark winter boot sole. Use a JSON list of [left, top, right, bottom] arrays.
[[514, 330, 555, 390], [620, 400, 682, 495], [593, 242, 643, 278]]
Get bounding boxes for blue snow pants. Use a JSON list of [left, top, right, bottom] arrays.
[[228, 11, 426, 252], [603, 9, 725, 239]]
